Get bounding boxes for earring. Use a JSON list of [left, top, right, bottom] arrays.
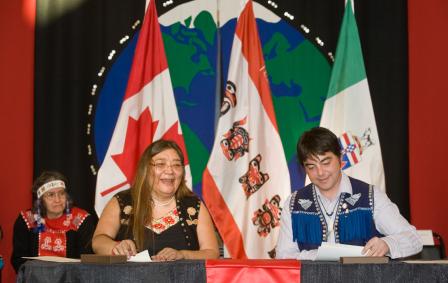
[[35, 199, 45, 232], [65, 200, 71, 215]]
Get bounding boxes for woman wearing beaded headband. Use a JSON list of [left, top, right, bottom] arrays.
[[92, 139, 219, 260], [11, 171, 97, 272]]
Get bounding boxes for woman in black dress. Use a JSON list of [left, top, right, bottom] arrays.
[[92, 140, 219, 260]]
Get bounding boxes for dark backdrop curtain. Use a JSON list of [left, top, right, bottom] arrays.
[[355, 0, 409, 217], [34, 0, 145, 212], [35, 0, 409, 218]]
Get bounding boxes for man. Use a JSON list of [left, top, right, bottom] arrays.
[[276, 127, 422, 260]]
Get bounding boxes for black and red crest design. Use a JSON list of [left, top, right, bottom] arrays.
[[252, 195, 282, 237], [239, 154, 269, 197], [220, 80, 237, 116], [220, 117, 250, 161], [268, 247, 276, 259]]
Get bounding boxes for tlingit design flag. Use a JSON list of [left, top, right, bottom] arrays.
[[95, 0, 190, 215], [320, 0, 385, 190], [202, 0, 290, 259]]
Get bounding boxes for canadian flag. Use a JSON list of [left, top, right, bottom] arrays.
[[202, 0, 290, 258], [95, 0, 190, 216]]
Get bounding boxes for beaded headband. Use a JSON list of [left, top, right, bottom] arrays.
[[36, 180, 66, 199]]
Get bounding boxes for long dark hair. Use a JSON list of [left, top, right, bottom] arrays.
[[130, 139, 192, 250]]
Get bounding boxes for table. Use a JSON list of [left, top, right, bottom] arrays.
[[17, 260, 205, 283], [301, 261, 448, 282], [17, 259, 448, 283]]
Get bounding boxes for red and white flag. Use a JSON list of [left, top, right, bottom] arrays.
[[202, 0, 290, 259], [95, 0, 190, 216]]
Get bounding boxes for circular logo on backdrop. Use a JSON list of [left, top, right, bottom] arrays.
[[86, 0, 334, 196]]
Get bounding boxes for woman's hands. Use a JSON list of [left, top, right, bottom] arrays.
[[152, 247, 185, 261], [112, 239, 137, 257]]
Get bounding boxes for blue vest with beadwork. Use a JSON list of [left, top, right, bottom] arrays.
[[291, 177, 382, 251]]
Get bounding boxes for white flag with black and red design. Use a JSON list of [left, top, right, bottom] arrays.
[[95, 0, 191, 216], [202, 0, 290, 259]]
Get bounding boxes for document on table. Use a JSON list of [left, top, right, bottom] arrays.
[[315, 242, 364, 261], [24, 250, 152, 263], [403, 260, 448, 264], [128, 250, 152, 262], [22, 256, 80, 262]]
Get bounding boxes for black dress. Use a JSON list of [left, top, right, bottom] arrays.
[[115, 189, 200, 255], [10, 207, 97, 272]]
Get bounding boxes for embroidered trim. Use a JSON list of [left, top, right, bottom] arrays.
[[150, 208, 179, 234], [38, 230, 67, 257], [298, 199, 312, 210], [186, 206, 199, 226], [345, 193, 361, 206], [21, 210, 37, 229], [312, 186, 327, 242], [291, 210, 319, 216], [289, 191, 298, 212], [21, 208, 89, 233], [334, 192, 346, 243], [342, 207, 372, 213], [37, 180, 66, 199], [369, 185, 374, 212]]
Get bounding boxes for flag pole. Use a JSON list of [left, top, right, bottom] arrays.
[[214, 0, 222, 132]]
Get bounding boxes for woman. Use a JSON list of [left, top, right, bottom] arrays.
[[11, 171, 97, 272], [92, 140, 219, 260]]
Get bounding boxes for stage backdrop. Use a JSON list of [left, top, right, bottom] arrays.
[[3, 0, 448, 282], [34, 0, 408, 216]]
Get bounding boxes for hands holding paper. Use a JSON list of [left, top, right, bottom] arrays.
[[113, 240, 184, 261], [362, 237, 390, 257], [112, 240, 137, 257], [315, 238, 390, 261]]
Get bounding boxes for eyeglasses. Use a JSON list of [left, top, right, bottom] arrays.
[[151, 161, 183, 173], [43, 190, 67, 200]]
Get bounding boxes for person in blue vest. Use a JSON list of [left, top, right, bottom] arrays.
[[276, 127, 422, 260]]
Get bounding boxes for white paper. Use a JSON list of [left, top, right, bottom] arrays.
[[417, 230, 435, 246], [22, 256, 81, 263], [315, 242, 364, 261], [128, 250, 152, 262], [403, 260, 448, 264]]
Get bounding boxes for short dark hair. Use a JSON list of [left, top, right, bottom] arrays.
[[297, 127, 341, 165]]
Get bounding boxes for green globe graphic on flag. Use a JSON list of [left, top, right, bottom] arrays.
[[94, 4, 331, 197], [161, 8, 331, 194]]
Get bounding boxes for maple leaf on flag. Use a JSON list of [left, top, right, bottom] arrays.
[[111, 107, 158, 184], [95, 0, 191, 215]]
